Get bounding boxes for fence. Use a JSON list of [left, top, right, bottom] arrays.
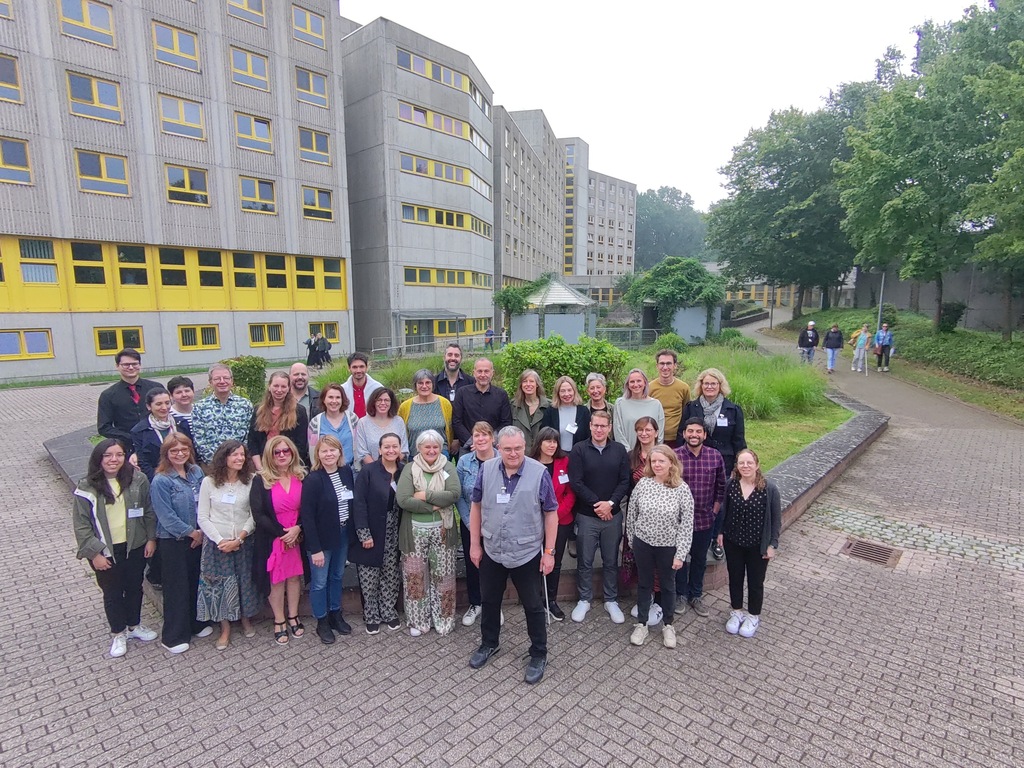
[[370, 334, 493, 359], [595, 328, 660, 350]]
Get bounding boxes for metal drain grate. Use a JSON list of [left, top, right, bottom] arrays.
[[840, 538, 902, 568]]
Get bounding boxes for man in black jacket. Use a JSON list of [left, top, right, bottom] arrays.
[[797, 321, 819, 364], [567, 410, 631, 625], [97, 348, 160, 450]]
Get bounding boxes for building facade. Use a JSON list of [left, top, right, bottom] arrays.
[[0, 0, 355, 382], [340, 18, 495, 354]]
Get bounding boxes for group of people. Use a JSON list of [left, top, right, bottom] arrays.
[[79, 343, 781, 684], [797, 320, 895, 374], [303, 333, 333, 369]]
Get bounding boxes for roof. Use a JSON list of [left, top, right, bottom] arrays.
[[525, 277, 595, 308]]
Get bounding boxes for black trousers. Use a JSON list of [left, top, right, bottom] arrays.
[[544, 522, 573, 604], [458, 518, 481, 606], [160, 537, 206, 646], [875, 344, 892, 368], [479, 550, 547, 659], [93, 543, 146, 633], [724, 539, 769, 615], [633, 536, 676, 626]]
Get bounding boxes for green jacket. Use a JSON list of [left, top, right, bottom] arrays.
[[73, 471, 156, 562], [395, 459, 461, 554]]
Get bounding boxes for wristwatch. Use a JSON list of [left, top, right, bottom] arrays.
[[543, 548, 555, 556]]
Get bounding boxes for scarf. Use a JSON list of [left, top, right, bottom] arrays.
[[699, 394, 724, 436], [410, 452, 453, 529], [148, 415, 177, 442]]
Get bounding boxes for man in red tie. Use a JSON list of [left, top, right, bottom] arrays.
[[97, 348, 160, 450]]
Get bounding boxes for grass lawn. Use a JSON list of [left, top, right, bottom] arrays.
[[745, 405, 851, 471]]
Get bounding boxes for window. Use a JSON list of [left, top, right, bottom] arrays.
[[295, 67, 327, 107], [264, 254, 287, 288], [249, 323, 284, 347], [302, 186, 332, 220], [19, 239, 56, 283], [232, 252, 257, 288], [153, 23, 199, 72], [60, 0, 114, 47], [71, 241, 105, 284], [0, 2, 10, 19], [227, 0, 264, 25], [239, 176, 275, 214], [116, 245, 148, 285], [95, 327, 143, 355], [322, 258, 342, 291], [165, 164, 209, 206], [0, 329, 53, 360], [75, 150, 127, 195], [230, 48, 268, 91], [309, 322, 338, 342], [197, 249, 224, 286], [400, 203, 491, 238], [0, 55, 21, 103], [235, 113, 272, 152], [402, 266, 491, 288], [295, 256, 315, 289], [298, 128, 329, 164], [292, 6, 325, 48], [159, 248, 187, 286], [159, 95, 204, 139], [0, 137, 30, 184], [67, 72, 121, 122], [179, 324, 220, 350]]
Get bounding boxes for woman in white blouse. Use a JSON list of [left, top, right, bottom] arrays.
[[196, 439, 260, 650]]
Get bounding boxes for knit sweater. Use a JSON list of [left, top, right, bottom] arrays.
[[626, 476, 694, 561], [612, 397, 665, 449]]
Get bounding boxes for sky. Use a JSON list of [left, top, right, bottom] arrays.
[[338, 1, 983, 211]]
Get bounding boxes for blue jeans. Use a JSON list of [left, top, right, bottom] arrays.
[[308, 531, 349, 619], [676, 526, 714, 602], [826, 348, 839, 370]]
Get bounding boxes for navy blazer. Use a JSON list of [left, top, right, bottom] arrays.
[[299, 465, 356, 556], [541, 404, 591, 446], [679, 398, 746, 473], [130, 416, 195, 481], [348, 458, 404, 568]]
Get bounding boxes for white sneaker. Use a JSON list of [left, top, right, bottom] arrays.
[[109, 631, 127, 658], [462, 605, 481, 626], [629, 603, 663, 626], [409, 627, 424, 637], [571, 600, 591, 622], [629, 623, 649, 646], [726, 609, 744, 635], [883, 366, 889, 372], [604, 601, 625, 624], [195, 626, 214, 638], [161, 642, 190, 654], [851, 365, 856, 371], [127, 624, 157, 642], [739, 614, 760, 638], [662, 624, 677, 649]]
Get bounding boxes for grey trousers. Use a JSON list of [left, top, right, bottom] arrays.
[[576, 512, 622, 602]]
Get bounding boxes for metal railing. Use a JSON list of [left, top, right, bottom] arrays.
[[595, 328, 660, 350], [370, 334, 494, 359]]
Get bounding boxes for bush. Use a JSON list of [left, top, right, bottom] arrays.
[[938, 301, 967, 333], [650, 333, 689, 355], [497, 335, 628, 395], [225, 356, 266, 402]]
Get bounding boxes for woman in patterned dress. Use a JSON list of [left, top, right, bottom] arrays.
[[196, 440, 259, 650], [625, 445, 693, 649], [398, 369, 453, 458], [395, 430, 461, 636]]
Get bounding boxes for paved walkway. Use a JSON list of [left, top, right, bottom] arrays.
[[2, 342, 1021, 766]]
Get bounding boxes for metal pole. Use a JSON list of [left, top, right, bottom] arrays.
[[541, 546, 550, 627], [769, 284, 776, 329], [876, 270, 886, 332]]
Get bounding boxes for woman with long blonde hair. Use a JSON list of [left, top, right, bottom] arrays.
[[248, 371, 310, 471], [250, 435, 307, 645], [613, 368, 665, 449]]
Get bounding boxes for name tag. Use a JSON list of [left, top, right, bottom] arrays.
[[390, 481, 398, 492], [128, 507, 144, 519], [496, 493, 511, 504], [449, 390, 456, 401], [566, 423, 578, 434], [442, 471, 450, 481], [192, 490, 200, 503], [340, 488, 354, 501], [716, 415, 729, 427], [221, 493, 237, 504], [558, 472, 569, 485]]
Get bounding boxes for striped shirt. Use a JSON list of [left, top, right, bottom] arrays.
[[328, 470, 350, 526]]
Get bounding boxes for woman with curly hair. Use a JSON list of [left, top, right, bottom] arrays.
[[248, 371, 309, 471]]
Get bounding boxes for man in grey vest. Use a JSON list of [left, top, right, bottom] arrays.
[[469, 426, 558, 684]]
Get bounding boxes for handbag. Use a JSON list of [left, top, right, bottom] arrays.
[[619, 537, 637, 588]]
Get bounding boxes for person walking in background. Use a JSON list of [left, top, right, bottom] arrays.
[[72, 439, 158, 658], [717, 449, 781, 638], [874, 322, 894, 372], [797, 320, 819, 364], [823, 323, 845, 374], [318, 334, 333, 366], [649, 349, 691, 448], [191, 364, 253, 466], [304, 333, 321, 369], [484, 326, 495, 351], [613, 368, 665, 449], [97, 348, 160, 451], [850, 323, 871, 372]]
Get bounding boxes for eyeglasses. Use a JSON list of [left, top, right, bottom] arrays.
[[168, 448, 190, 455], [272, 447, 292, 456], [118, 362, 141, 369], [702, 382, 720, 388], [656, 362, 674, 367], [102, 453, 125, 459]]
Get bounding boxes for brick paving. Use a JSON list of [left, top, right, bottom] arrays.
[[2, 346, 1022, 766]]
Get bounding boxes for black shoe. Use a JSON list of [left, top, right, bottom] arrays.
[[711, 543, 725, 561], [469, 645, 499, 669], [385, 618, 401, 631], [567, 541, 577, 559], [329, 610, 352, 635], [524, 657, 546, 685], [548, 602, 565, 622], [316, 618, 335, 645], [365, 623, 380, 635]]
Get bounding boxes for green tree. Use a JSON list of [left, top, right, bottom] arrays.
[[623, 256, 725, 331], [634, 187, 707, 270]]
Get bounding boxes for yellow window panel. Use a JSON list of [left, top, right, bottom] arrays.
[[298, 128, 329, 164], [292, 5, 325, 48], [94, 326, 143, 355], [295, 67, 328, 107], [0, 137, 31, 184], [249, 323, 284, 347], [235, 113, 272, 152], [75, 149, 127, 195], [60, 0, 114, 47], [67, 72, 122, 123], [165, 164, 208, 206], [230, 47, 268, 91], [179, 324, 220, 350], [302, 186, 332, 220], [0, 55, 21, 103], [227, 0, 265, 26], [239, 176, 275, 214], [153, 22, 199, 72], [159, 94, 205, 140]]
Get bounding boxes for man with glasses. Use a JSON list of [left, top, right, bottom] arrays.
[[191, 364, 254, 465], [97, 348, 160, 451], [468, 426, 558, 684], [649, 349, 691, 449]]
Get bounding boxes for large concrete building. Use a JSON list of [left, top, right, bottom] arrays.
[[0, 0, 355, 382], [340, 18, 495, 353]]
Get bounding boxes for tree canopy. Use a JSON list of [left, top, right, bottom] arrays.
[[634, 187, 707, 270], [623, 256, 725, 331]]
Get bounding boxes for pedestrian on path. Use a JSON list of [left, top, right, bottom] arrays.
[[850, 323, 870, 372], [874, 323, 894, 372], [797, 321, 819, 364], [823, 324, 845, 374], [716, 449, 780, 638]]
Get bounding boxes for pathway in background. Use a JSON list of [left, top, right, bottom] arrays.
[[0, 344, 1020, 765]]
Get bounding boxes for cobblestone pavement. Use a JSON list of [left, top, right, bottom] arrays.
[[2, 354, 1022, 766]]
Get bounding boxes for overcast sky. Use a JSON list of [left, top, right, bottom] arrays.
[[339, 1, 981, 211]]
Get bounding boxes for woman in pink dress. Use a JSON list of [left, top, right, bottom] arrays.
[[250, 435, 307, 645]]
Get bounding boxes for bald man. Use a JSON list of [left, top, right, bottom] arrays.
[[290, 362, 321, 419]]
